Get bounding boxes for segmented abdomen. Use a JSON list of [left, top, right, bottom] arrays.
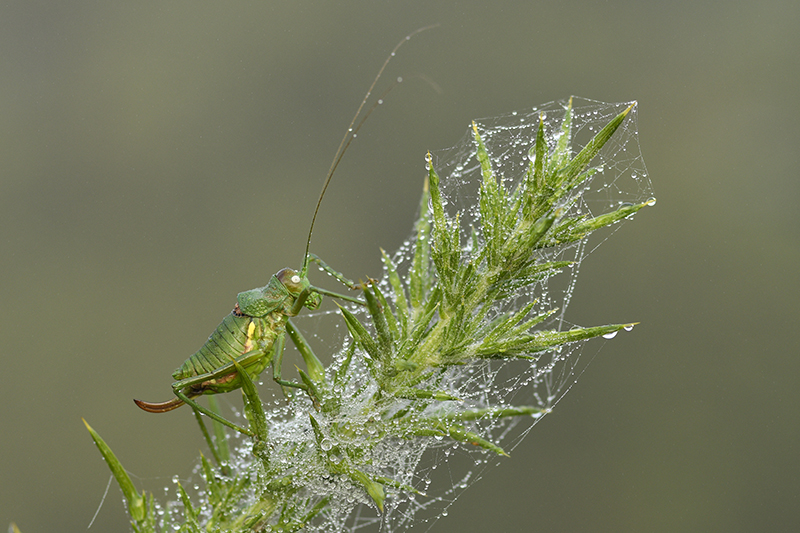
[[172, 310, 279, 380]]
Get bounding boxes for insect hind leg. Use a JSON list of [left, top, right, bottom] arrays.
[[172, 385, 253, 436], [168, 349, 268, 436]]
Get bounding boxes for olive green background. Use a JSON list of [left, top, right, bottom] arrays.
[[2, 1, 797, 532]]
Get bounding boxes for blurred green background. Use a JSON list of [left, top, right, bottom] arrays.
[[2, 1, 797, 531]]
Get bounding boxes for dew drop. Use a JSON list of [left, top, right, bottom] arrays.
[[602, 331, 618, 339]]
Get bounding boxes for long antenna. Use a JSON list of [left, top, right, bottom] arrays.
[[300, 24, 439, 275]]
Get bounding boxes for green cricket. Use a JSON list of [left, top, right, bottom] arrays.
[[134, 26, 437, 434], [132, 254, 363, 434]]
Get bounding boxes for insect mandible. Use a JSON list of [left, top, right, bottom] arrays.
[[133, 26, 437, 435]]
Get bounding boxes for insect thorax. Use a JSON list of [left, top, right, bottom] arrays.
[[237, 274, 293, 317]]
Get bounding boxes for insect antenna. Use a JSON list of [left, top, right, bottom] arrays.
[[300, 24, 439, 276]]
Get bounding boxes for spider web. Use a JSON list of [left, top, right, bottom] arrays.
[[329, 96, 653, 531], [150, 97, 652, 532]]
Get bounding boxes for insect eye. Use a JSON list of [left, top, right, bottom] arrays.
[[291, 275, 301, 284]]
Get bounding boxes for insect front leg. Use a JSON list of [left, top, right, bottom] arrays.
[[289, 284, 365, 315], [307, 253, 359, 289]]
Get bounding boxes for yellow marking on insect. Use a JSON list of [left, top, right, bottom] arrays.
[[243, 321, 257, 352]]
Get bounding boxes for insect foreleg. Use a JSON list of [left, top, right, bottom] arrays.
[[289, 285, 364, 315], [307, 253, 359, 289]]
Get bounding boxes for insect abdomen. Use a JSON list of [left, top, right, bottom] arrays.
[[172, 312, 256, 380]]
